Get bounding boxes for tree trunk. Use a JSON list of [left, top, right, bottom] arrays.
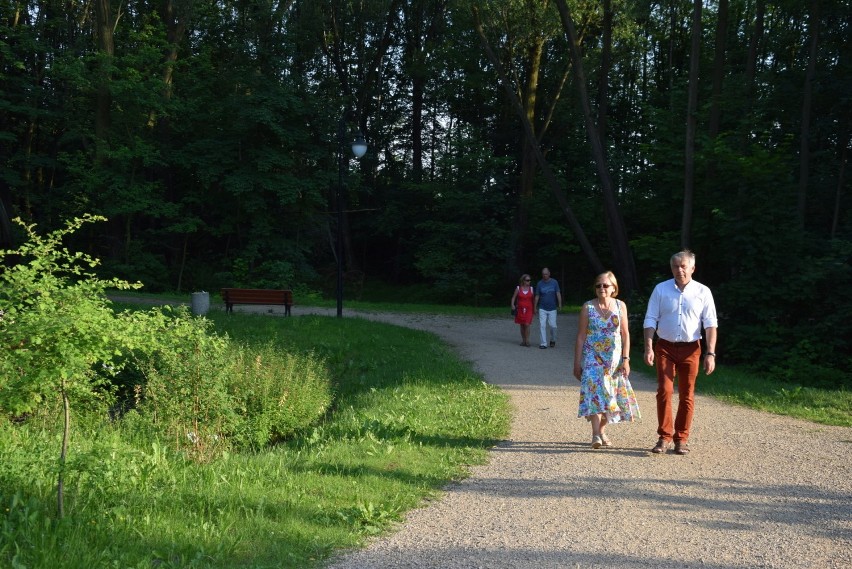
[[798, 0, 821, 228], [597, 0, 613, 155], [514, 36, 546, 273], [519, 37, 546, 200], [553, 0, 638, 294], [94, 0, 115, 149], [323, 0, 404, 274], [707, 0, 728, 140], [515, 16, 571, 274], [744, 0, 765, 94], [472, 8, 605, 276], [668, 2, 677, 111], [58, 382, 71, 519], [0, 199, 11, 250], [147, 0, 189, 128], [736, 0, 765, 218], [405, 0, 446, 185], [412, 73, 425, 183], [832, 137, 847, 239], [681, 0, 702, 250]]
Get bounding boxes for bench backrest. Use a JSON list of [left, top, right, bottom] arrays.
[[221, 288, 292, 305]]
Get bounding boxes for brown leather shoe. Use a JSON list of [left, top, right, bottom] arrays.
[[674, 442, 690, 455], [651, 439, 669, 454]]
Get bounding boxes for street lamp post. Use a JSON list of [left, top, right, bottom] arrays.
[[336, 111, 368, 318]]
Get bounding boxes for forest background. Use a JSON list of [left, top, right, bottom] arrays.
[[1, 0, 850, 384]]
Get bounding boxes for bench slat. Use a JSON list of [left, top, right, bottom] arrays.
[[228, 294, 287, 304]]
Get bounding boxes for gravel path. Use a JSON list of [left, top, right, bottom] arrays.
[[300, 307, 852, 569]]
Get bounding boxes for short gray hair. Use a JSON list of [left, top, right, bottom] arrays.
[[670, 249, 696, 266]]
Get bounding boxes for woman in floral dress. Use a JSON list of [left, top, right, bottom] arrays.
[[573, 271, 640, 448]]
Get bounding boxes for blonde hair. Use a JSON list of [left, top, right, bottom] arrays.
[[595, 271, 619, 297], [518, 273, 531, 285]]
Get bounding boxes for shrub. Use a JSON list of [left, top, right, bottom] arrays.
[[226, 343, 332, 448], [132, 311, 239, 461], [133, 316, 332, 456], [0, 215, 150, 517]]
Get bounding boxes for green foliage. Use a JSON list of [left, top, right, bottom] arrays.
[[412, 141, 513, 305], [0, 311, 511, 568], [3, 0, 851, 382], [0, 215, 145, 416], [227, 344, 332, 448], [131, 313, 238, 461], [131, 314, 333, 458], [0, 214, 168, 518], [0, 215, 334, 537], [715, 238, 852, 386]]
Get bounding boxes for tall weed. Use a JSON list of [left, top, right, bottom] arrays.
[[227, 343, 332, 448], [133, 316, 332, 456], [134, 316, 237, 461]]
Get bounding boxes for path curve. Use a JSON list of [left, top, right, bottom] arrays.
[[297, 307, 852, 569]]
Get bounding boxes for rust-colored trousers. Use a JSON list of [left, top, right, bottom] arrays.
[[654, 339, 701, 443]]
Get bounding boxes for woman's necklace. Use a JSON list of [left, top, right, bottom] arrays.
[[596, 300, 613, 319]]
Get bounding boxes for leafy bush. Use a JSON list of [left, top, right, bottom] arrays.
[[0, 215, 154, 517], [715, 238, 852, 387], [0, 216, 146, 417], [131, 312, 239, 461], [226, 343, 332, 448], [0, 214, 332, 523], [133, 314, 332, 456]]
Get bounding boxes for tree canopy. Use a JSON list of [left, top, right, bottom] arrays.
[[2, 0, 850, 380]]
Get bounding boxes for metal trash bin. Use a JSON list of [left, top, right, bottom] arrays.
[[191, 291, 210, 316]]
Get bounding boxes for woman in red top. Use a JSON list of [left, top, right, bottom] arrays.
[[511, 274, 535, 346]]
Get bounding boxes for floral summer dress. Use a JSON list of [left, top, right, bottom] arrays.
[[577, 299, 641, 423]]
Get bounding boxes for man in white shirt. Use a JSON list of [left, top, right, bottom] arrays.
[[643, 250, 718, 455]]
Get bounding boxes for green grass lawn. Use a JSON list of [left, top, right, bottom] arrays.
[[695, 366, 852, 427], [1, 308, 510, 568]]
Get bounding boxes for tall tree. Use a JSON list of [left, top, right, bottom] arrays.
[[553, 0, 637, 293], [707, 0, 728, 141], [94, 0, 116, 150], [470, 0, 570, 274], [472, 5, 605, 277], [681, 0, 701, 249], [403, 0, 449, 184], [798, 0, 821, 228], [319, 0, 403, 274], [597, 0, 613, 154]]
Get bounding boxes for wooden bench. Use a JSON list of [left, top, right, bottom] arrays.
[[221, 288, 293, 316]]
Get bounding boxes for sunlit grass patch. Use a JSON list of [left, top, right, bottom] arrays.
[[1, 310, 510, 568], [697, 366, 852, 427]]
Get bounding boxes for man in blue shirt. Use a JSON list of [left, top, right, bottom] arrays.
[[534, 267, 562, 349]]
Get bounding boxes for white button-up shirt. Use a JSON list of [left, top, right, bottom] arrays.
[[643, 279, 718, 342]]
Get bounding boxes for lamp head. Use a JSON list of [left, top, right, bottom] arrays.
[[351, 132, 368, 158]]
